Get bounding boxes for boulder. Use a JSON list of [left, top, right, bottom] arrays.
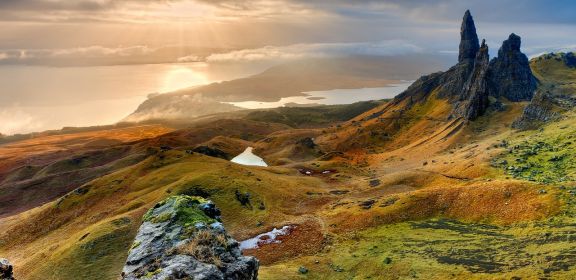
[[0, 259, 14, 280], [297, 137, 316, 149], [122, 195, 258, 280]]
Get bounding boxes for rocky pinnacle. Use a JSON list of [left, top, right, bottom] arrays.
[[488, 33, 537, 101], [458, 10, 480, 63], [453, 39, 491, 120]]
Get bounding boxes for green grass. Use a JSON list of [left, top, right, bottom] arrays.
[[244, 100, 386, 128], [261, 218, 576, 280], [24, 216, 136, 280], [493, 116, 576, 184]]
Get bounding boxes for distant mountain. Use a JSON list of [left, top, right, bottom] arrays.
[[513, 52, 576, 129], [123, 55, 451, 123], [314, 10, 538, 151]]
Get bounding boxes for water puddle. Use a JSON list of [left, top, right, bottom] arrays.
[[230, 147, 268, 167]]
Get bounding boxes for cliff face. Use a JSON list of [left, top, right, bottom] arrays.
[[488, 33, 538, 101], [453, 40, 491, 120], [122, 196, 259, 280], [458, 10, 480, 63], [512, 52, 576, 129], [392, 10, 537, 121], [512, 91, 560, 129]]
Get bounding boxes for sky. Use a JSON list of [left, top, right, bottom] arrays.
[[1, 0, 576, 135], [0, 0, 575, 66]]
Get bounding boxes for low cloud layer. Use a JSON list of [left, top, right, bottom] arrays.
[[203, 41, 422, 63], [0, 41, 422, 66], [0, 106, 43, 135]]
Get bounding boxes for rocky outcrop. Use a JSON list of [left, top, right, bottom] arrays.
[[512, 90, 560, 130], [122, 195, 258, 280], [563, 52, 576, 68], [391, 10, 537, 121], [459, 10, 480, 63], [453, 40, 491, 119], [0, 259, 14, 280], [488, 33, 537, 101], [191, 146, 230, 160]]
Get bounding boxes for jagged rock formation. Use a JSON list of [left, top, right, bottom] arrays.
[[488, 33, 537, 101], [393, 10, 537, 121], [458, 10, 480, 63], [453, 40, 490, 119], [512, 52, 576, 129], [122, 196, 259, 280], [0, 259, 14, 280], [512, 91, 560, 129]]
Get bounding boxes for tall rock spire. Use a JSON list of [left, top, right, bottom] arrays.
[[453, 39, 490, 120], [458, 10, 480, 63], [488, 33, 537, 101]]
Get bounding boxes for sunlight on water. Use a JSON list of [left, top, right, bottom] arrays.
[[0, 62, 263, 134], [226, 82, 412, 109]]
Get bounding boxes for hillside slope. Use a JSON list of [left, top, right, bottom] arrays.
[[2, 11, 576, 280]]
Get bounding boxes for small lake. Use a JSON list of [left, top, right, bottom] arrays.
[[230, 147, 268, 167], [226, 82, 412, 109]]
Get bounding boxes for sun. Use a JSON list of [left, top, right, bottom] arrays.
[[161, 65, 209, 93]]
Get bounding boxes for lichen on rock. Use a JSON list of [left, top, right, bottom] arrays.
[[122, 195, 259, 280]]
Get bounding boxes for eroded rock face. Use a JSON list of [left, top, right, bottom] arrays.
[[512, 91, 560, 129], [391, 10, 537, 121], [0, 259, 14, 280], [459, 10, 480, 63], [122, 195, 258, 280], [453, 40, 491, 120], [488, 33, 537, 101]]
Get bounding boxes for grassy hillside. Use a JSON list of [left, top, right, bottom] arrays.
[[244, 100, 386, 128], [2, 53, 576, 279]]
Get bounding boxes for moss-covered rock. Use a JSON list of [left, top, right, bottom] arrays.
[[122, 195, 258, 280]]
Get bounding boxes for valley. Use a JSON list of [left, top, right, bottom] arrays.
[[1, 9, 576, 280]]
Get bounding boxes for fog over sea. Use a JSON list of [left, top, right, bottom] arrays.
[[0, 62, 266, 135]]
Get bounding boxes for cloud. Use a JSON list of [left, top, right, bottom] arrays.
[[0, 105, 43, 135], [177, 55, 203, 63], [193, 0, 576, 24], [526, 45, 576, 59], [204, 41, 422, 63], [0, 45, 158, 65], [0, 0, 190, 23], [49, 45, 155, 57]]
